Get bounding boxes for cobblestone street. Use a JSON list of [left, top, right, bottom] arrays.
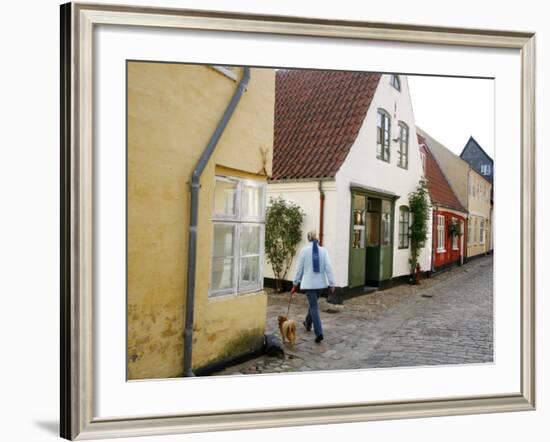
[[215, 255, 493, 376]]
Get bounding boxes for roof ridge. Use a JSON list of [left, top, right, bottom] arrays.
[[418, 133, 467, 213], [459, 135, 494, 163]]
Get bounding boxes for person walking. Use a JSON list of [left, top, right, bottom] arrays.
[[292, 230, 335, 343]]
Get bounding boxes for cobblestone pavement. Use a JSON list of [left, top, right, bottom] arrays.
[[215, 256, 493, 376]]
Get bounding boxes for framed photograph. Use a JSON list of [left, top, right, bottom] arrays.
[[60, 2, 535, 440]]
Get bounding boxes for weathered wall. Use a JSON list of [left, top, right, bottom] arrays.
[[127, 62, 274, 379]]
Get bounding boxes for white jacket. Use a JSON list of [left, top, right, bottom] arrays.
[[293, 242, 336, 290]]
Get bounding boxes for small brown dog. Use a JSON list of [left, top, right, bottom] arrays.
[[278, 315, 297, 344]]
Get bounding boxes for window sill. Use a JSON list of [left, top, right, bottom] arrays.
[[209, 287, 264, 301], [437, 249, 447, 254]]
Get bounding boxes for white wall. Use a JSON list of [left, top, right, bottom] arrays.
[[336, 75, 432, 279], [265, 180, 339, 284]]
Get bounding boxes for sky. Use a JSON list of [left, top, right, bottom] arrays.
[[407, 75, 494, 159]]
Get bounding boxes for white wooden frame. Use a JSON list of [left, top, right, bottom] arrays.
[[210, 176, 266, 298]]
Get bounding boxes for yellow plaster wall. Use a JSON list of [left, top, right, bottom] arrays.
[[127, 62, 274, 379], [466, 170, 492, 258]]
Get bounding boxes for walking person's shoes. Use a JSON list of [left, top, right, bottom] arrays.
[[302, 321, 311, 332], [315, 334, 324, 343]]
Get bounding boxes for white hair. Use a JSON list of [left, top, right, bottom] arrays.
[[307, 230, 319, 242]]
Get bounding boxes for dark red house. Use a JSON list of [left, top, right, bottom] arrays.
[[418, 135, 468, 272]]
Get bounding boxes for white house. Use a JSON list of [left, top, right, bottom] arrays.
[[265, 70, 432, 296]]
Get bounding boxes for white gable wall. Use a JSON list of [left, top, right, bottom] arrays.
[[264, 180, 340, 284], [335, 74, 432, 280]]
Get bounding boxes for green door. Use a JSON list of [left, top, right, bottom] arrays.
[[349, 193, 367, 288], [365, 198, 381, 282], [379, 199, 393, 281], [365, 198, 393, 284]]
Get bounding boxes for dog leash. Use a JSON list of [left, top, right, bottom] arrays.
[[287, 285, 297, 316]]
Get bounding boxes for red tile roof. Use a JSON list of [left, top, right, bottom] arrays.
[[418, 134, 467, 213], [271, 70, 381, 180]]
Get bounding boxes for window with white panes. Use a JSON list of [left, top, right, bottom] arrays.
[[437, 215, 446, 252], [210, 176, 265, 297], [480, 219, 485, 245]]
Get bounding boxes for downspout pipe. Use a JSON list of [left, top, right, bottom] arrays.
[[318, 180, 325, 246], [183, 67, 251, 377], [431, 206, 437, 274]]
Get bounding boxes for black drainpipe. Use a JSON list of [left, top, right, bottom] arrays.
[[183, 67, 251, 377]]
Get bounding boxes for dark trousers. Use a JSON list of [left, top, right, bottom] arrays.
[[304, 290, 323, 337]]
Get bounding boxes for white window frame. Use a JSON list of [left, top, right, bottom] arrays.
[[212, 176, 240, 220], [480, 219, 485, 245], [481, 164, 492, 176], [451, 217, 459, 250], [437, 214, 446, 253], [210, 176, 266, 298]]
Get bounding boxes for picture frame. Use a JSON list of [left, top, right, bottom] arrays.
[[60, 2, 536, 440]]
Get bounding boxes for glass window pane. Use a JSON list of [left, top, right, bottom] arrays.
[[366, 212, 379, 247], [214, 179, 237, 217], [352, 195, 366, 248], [211, 257, 234, 292], [213, 224, 235, 258], [242, 184, 262, 219], [240, 256, 260, 286], [381, 213, 391, 246], [241, 224, 261, 256]]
